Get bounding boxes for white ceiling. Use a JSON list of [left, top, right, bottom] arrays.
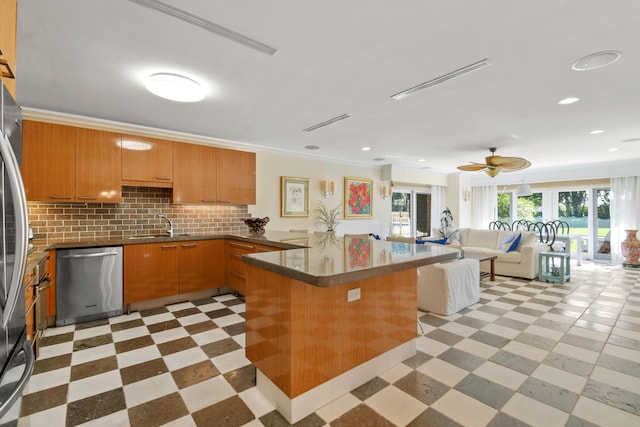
[[15, 0, 640, 176]]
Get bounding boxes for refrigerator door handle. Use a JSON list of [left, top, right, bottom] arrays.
[[0, 340, 35, 418], [0, 133, 29, 327]]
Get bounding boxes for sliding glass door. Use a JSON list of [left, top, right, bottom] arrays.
[[593, 188, 611, 262], [391, 190, 431, 237]]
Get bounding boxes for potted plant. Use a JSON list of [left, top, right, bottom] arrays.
[[315, 202, 343, 232]]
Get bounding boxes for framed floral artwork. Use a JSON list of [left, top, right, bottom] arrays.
[[281, 176, 309, 217], [344, 177, 373, 218]]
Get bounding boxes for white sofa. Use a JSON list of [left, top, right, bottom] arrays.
[[449, 228, 548, 279]]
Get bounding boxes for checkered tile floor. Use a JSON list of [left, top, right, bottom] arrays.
[[18, 263, 640, 426]]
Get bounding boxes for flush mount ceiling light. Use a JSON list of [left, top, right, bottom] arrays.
[[128, 0, 278, 56], [145, 73, 205, 102], [303, 114, 350, 132], [572, 51, 622, 71], [362, 147, 371, 151], [558, 97, 580, 105], [391, 58, 490, 100]]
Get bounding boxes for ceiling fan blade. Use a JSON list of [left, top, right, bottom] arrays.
[[457, 164, 487, 171], [495, 156, 531, 170]]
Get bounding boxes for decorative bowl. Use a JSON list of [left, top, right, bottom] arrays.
[[243, 217, 269, 234]]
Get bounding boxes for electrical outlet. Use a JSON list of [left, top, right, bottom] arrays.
[[347, 288, 361, 302]]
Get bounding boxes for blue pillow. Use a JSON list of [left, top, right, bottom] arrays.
[[507, 233, 522, 252], [417, 238, 447, 245], [500, 232, 517, 251]]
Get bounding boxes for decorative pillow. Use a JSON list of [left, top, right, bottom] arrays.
[[370, 233, 381, 240], [507, 233, 522, 252], [499, 232, 517, 251]]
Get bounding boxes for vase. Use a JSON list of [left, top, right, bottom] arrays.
[[621, 229, 640, 268]]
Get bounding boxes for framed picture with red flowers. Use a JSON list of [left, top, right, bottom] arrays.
[[344, 177, 373, 218]]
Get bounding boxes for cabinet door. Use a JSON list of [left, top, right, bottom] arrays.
[[216, 148, 256, 205], [0, 0, 17, 97], [76, 128, 122, 202], [21, 121, 76, 202], [121, 135, 174, 187], [179, 240, 225, 293], [226, 240, 255, 295], [173, 142, 217, 204], [124, 243, 179, 304]]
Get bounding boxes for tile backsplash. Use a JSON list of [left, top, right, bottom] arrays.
[[28, 186, 251, 244]]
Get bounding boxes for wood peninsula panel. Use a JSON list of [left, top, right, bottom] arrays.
[[173, 142, 217, 204], [21, 120, 76, 201], [121, 134, 174, 187], [245, 266, 416, 398], [75, 128, 122, 202], [45, 251, 56, 323]]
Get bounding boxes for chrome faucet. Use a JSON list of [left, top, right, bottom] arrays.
[[158, 214, 174, 237]]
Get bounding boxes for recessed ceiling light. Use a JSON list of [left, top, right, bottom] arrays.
[[608, 148, 619, 152], [558, 97, 580, 105], [362, 147, 371, 151], [572, 51, 622, 71], [418, 159, 426, 162], [304, 145, 320, 150], [145, 73, 205, 102], [589, 129, 605, 134]]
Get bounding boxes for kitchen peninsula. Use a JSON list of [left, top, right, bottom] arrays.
[[242, 234, 460, 423]]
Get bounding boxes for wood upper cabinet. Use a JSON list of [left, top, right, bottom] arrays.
[[0, 0, 17, 97], [22, 121, 76, 202], [121, 134, 174, 187], [216, 148, 256, 205], [21, 121, 122, 202], [76, 128, 122, 202], [124, 242, 180, 304], [173, 142, 217, 204]]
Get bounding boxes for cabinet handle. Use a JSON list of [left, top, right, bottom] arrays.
[[0, 59, 15, 79], [161, 245, 177, 249], [201, 200, 216, 203], [230, 270, 246, 280], [155, 176, 171, 181], [77, 196, 97, 200], [230, 253, 243, 259], [49, 195, 72, 200], [217, 200, 231, 203], [229, 242, 254, 250], [182, 243, 197, 248]]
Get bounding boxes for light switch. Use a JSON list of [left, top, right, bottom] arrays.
[[347, 288, 361, 302]]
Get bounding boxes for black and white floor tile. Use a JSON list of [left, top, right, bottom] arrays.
[[18, 262, 640, 426]]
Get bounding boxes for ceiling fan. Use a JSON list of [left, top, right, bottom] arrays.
[[457, 147, 531, 177]]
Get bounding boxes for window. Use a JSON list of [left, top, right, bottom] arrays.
[[517, 193, 542, 223], [391, 190, 431, 237]]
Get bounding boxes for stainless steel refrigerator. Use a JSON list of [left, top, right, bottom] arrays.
[[0, 81, 34, 424]]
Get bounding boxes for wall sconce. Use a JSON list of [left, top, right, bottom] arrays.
[[381, 185, 391, 200], [463, 188, 471, 202], [321, 180, 335, 198]]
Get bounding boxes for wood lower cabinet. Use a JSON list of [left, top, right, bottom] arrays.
[[124, 243, 179, 304], [124, 240, 225, 304], [21, 121, 122, 202], [121, 134, 173, 187], [23, 265, 36, 344], [45, 251, 56, 324], [179, 240, 225, 294], [226, 240, 280, 295]]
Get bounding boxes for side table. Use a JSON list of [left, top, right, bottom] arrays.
[[538, 251, 570, 284]]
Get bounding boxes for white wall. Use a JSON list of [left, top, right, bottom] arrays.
[[252, 151, 392, 236]]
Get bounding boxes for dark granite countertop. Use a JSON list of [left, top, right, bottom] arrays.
[[25, 230, 460, 287]]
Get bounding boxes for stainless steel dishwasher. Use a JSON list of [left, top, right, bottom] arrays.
[[56, 246, 123, 326]]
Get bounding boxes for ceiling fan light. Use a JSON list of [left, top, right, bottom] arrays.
[[145, 73, 205, 102], [485, 167, 501, 177]]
